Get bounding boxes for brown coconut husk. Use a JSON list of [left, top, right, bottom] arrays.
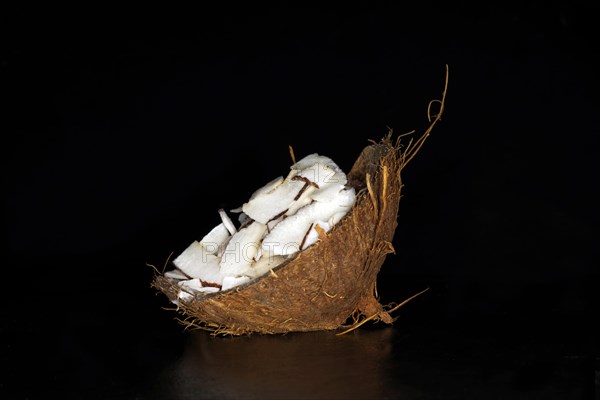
[[151, 68, 448, 335]]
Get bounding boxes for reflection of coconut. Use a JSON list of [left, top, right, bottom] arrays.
[[157, 329, 406, 400], [152, 72, 446, 335]]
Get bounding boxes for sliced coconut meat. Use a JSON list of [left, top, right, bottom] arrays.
[[285, 184, 316, 216], [218, 208, 237, 235], [220, 221, 268, 276], [164, 269, 188, 280], [266, 215, 284, 233], [262, 187, 356, 256], [310, 170, 349, 202], [178, 279, 220, 294], [245, 254, 287, 278], [327, 211, 348, 226], [242, 178, 307, 224], [249, 176, 284, 201], [293, 159, 350, 203], [198, 222, 230, 254], [296, 161, 343, 188], [237, 212, 252, 227], [167, 152, 357, 295], [301, 221, 331, 250], [172, 241, 225, 287], [222, 276, 252, 291]]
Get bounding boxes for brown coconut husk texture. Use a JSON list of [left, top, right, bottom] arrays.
[[151, 67, 448, 335]]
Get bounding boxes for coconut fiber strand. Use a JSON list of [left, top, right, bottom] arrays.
[[152, 72, 447, 336]]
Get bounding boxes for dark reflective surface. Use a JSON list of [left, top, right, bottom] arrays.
[[156, 328, 398, 400], [146, 322, 595, 400], [0, 261, 596, 399], [1, 237, 587, 400]]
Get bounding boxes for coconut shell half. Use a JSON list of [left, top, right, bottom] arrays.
[[152, 71, 447, 335], [153, 138, 422, 334]]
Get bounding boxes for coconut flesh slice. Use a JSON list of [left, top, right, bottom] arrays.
[[262, 187, 355, 256], [249, 176, 284, 201], [245, 254, 286, 278], [221, 276, 252, 291], [164, 269, 188, 280], [300, 221, 331, 250], [199, 222, 230, 254], [178, 279, 220, 294], [218, 208, 237, 236], [242, 178, 306, 225], [164, 210, 234, 283], [219, 221, 268, 276], [295, 159, 343, 188], [171, 241, 225, 286]]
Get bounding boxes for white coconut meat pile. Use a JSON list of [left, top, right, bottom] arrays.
[[164, 153, 356, 303]]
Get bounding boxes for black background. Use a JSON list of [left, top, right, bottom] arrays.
[[2, 3, 599, 399]]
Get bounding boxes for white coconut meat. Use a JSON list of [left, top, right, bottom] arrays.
[[167, 152, 357, 294], [242, 178, 307, 224], [245, 254, 287, 278], [164, 269, 188, 280], [222, 276, 252, 291], [198, 222, 230, 254], [310, 170, 349, 202], [230, 176, 284, 225], [249, 176, 284, 201], [172, 241, 225, 286], [301, 221, 331, 250], [218, 208, 237, 235], [220, 221, 268, 276], [296, 161, 343, 188], [285, 184, 317, 216], [262, 187, 356, 256], [237, 212, 252, 227], [266, 216, 283, 233], [178, 278, 221, 294]]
